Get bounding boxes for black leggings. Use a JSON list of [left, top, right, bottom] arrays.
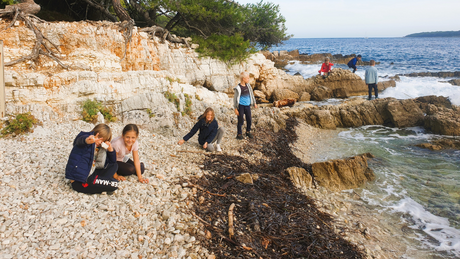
[[71, 163, 119, 194], [117, 159, 145, 176]]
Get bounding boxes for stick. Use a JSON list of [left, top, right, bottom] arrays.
[[228, 203, 235, 238]]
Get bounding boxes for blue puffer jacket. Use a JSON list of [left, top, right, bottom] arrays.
[[65, 131, 117, 183]]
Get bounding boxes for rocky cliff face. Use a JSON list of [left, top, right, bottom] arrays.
[[1, 20, 307, 124]]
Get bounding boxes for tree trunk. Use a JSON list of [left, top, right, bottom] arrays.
[[112, 0, 131, 22]]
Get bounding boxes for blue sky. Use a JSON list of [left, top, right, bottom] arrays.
[[237, 0, 460, 38]]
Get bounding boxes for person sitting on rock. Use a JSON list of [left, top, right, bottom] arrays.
[[365, 59, 379, 100], [234, 72, 258, 139], [318, 57, 334, 79], [65, 124, 121, 194], [347, 55, 362, 73], [111, 124, 149, 184], [178, 107, 225, 152]]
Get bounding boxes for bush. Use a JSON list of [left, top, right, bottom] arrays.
[[81, 99, 117, 123], [164, 91, 180, 112], [193, 34, 256, 65], [182, 93, 193, 117], [1, 113, 40, 137]]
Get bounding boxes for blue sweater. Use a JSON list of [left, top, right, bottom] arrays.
[[65, 131, 117, 183], [365, 66, 379, 84], [183, 118, 218, 145], [347, 57, 358, 68]]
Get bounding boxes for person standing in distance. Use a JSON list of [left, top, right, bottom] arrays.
[[234, 72, 257, 140], [365, 60, 379, 100], [347, 55, 362, 73]]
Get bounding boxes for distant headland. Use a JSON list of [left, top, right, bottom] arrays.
[[405, 30, 460, 37]]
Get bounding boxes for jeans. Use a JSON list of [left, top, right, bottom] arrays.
[[71, 163, 119, 194], [206, 127, 225, 151], [237, 105, 252, 135], [368, 83, 378, 99]]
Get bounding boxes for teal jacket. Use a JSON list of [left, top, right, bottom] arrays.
[[365, 66, 378, 84]]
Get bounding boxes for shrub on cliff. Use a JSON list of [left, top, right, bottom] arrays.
[[1, 113, 41, 137], [81, 99, 116, 124]]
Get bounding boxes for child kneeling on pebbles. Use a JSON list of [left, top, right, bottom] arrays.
[[111, 124, 149, 184], [65, 124, 121, 194], [178, 107, 225, 152]]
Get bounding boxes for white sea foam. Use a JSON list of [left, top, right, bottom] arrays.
[[284, 62, 460, 106], [380, 77, 460, 105], [391, 198, 460, 256]]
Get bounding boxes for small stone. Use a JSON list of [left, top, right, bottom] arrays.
[[235, 173, 253, 184]]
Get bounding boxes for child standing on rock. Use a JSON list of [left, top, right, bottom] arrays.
[[347, 55, 362, 73], [111, 124, 149, 184], [318, 57, 334, 78], [178, 107, 225, 152], [234, 72, 257, 139], [65, 124, 120, 194]]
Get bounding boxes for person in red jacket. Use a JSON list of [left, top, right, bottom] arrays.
[[318, 57, 334, 78]]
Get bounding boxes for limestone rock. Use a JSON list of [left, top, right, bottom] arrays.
[[310, 86, 333, 101], [299, 92, 311, 102], [447, 79, 460, 86], [332, 88, 350, 99], [424, 107, 460, 136], [273, 98, 296, 108], [272, 89, 299, 101], [377, 80, 396, 92], [311, 68, 368, 96], [416, 143, 442, 151], [286, 167, 312, 189], [386, 99, 424, 127], [236, 173, 254, 184], [311, 153, 376, 192]]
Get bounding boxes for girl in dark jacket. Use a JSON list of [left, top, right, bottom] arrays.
[[65, 124, 120, 194], [177, 107, 225, 152]]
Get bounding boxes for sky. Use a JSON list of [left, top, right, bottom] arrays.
[[237, 0, 460, 38]]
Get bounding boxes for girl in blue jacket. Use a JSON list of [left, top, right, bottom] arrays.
[[177, 107, 225, 152], [65, 124, 120, 194]]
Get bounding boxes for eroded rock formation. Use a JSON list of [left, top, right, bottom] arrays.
[[311, 153, 376, 192]]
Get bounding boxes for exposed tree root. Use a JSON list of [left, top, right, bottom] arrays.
[[140, 25, 190, 48], [0, 7, 68, 69]]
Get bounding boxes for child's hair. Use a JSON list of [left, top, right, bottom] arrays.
[[357, 55, 362, 58], [240, 71, 249, 80], [122, 124, 139, 137], [325, 57, 330, 62], [370, 60, 375, 65], [92, 124, 112, 141], [198, 107, 215, 123]]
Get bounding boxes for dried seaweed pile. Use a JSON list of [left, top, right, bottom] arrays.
[[187, 119, 364, 258]]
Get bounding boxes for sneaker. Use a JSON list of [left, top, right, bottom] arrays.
[[216, 144, 222, 152], [246, 132, 254, 139], [236, 134, 244, 140]]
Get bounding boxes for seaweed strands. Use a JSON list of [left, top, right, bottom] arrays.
[[186, 118, 364, 258]]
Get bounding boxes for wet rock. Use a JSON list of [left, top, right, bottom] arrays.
[[386, 99, 424, 127], [377, 80, 396, 92], [311, 153, 376, 192], [286, 167, 312, 189], [332, 88, 350, 99], [447, 79, 460, 86], [310, 85, 333, 101], [424, 107, 460, 136], [416, 143, 443, 151]]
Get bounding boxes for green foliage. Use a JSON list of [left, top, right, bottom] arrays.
[[164, 91, 180, 112], [193, 34, 255, 64], [195, 94, 202, 101], [242, 1, 292, 48], [0, 0, 17, 8], [146, 108, 155, 118], [182, 93, 193, 117], [81, 99, 117, 123], [1, 113, 40, 137]]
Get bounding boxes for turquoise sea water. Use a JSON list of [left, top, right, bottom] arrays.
[[273, 38, 460, 257]]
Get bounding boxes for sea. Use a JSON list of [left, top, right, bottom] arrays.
[[271, 38, 460, 258]]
